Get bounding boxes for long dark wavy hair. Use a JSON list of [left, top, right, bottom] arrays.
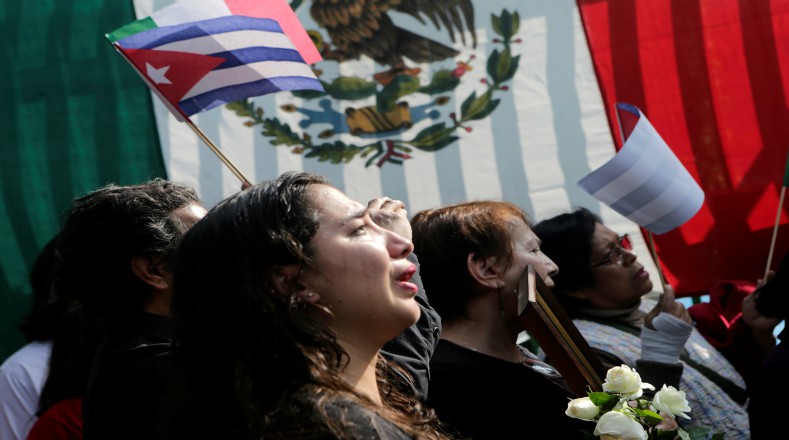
[[164, 171, 452, 440]]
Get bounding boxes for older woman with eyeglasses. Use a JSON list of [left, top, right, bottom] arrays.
[[535, 207, 751, 439]]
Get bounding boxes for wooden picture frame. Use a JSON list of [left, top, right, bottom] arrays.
[[517, 266, 606, 396]]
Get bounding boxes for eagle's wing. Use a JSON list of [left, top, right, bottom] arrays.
[[310, 0, 401, 64], [310, 0, 473, 66], [395, 0, 477, 48]]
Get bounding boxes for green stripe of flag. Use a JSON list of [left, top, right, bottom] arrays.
[[106, 16, 157, 43]]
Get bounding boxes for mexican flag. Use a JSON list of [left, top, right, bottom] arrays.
[[2, 0, 788, 362]]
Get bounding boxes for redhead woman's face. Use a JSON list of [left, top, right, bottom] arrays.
[[500, 219, 559, 302], [582, 222, 652, 309], [300, 185, 421, 348]]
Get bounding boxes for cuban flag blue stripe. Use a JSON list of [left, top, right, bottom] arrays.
[[212, 47, 305, 69], [117, 15, 283, 50], [179, 76, 323, 115], [617, 102, 639, 117]]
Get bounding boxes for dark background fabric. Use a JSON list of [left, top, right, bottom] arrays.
[[0, 0, 166, 360]]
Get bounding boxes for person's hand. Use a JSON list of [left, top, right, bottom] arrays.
[[756, 270, 775, 289], [640, 284, 693, 364], [742, 290, 779, 350], [367, 197, 411, 240], [643, 284, 692, 330]]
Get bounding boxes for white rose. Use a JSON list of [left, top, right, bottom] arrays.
[[602, 365, 654, 399], [652, 384, 691, 420], [594, 411, 648, 440], [565, 397, 600, 420]]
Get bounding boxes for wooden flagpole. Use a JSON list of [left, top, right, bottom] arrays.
[[184, 118, 252, 188], [764, 149, 789, 278]]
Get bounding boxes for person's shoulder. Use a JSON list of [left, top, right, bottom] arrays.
[[0, 340, 52, 368], [0, 341, 52, 386]]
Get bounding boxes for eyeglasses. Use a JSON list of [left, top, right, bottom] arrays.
[[589, 234, 633, 269]]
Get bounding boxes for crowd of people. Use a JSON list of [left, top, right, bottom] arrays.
[[0, 171, 784, 439]]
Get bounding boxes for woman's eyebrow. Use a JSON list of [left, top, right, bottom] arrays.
[[340, 208, 367, 226]]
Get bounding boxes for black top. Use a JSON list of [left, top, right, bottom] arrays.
[[428, 340, 589, 439], [82, 312, 173, 440], [749, 325, 789, 439]]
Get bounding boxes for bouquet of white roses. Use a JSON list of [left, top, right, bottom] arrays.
[[565, 365, 723, 440]]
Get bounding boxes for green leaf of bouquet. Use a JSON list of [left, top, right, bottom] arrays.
[[588, 392, 617, 407], [682, 424, 721, 440], [633, 408, 661, 425]]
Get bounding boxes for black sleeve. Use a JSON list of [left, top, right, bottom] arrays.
[[380, 253, 442, 401]]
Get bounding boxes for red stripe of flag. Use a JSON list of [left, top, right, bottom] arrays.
[[578, 0, 789, 295]]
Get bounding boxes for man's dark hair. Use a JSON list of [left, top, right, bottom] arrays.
[[55, 178, 202, 321]]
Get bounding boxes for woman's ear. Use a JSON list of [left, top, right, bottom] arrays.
[[466, 253, 504, 290], [272, 264, 321, 304], [131, 256, 169, 290]]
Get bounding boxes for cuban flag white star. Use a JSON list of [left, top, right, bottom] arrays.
[[146, 63, 172, 85]]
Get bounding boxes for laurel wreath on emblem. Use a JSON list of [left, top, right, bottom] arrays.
[[226, 9, 521, 168]]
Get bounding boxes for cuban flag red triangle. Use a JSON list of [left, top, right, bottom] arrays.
[[119, 48, 225, 112]]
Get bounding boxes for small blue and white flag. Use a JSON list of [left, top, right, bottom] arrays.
[[577, 103, 705, 235]]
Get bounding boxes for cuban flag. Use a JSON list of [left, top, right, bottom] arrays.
[[577, 103, 705, 235], [106, 0, 324, 120]]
